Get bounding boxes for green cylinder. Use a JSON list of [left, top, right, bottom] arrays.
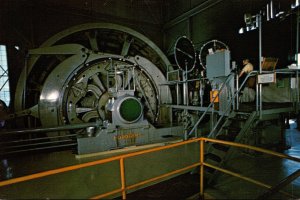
[[119, 98, 142, 123]]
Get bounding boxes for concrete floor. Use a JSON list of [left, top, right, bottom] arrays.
[[0, 121, 299, 199]]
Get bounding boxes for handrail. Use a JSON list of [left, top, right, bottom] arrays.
[[201, 138, 300, 199], [211, 68, 300, 137], [0, 138, 198, 187], [257, 69, 300, 115], [239, 70, 258, 110], [206, 71, 258, 138], [188, 70, 258, 138], [207, 68, 298, 138], [239, 70, 258, 94], [0, 137, 299, 199], [177, 68, 299, 139], [188, 73, 234, 137], [256, 169, 300, 200]]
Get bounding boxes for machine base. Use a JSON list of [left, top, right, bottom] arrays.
[[77, 125, 185, 154]]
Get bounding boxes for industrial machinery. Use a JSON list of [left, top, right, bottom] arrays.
[[0, 23, 297, 162], [0, 23, 186, 155]]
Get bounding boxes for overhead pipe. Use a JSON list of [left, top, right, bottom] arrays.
[[163, 0, 225, 30]]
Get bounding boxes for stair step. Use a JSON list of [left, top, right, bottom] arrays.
[[205, 153, 222, 162], [204, 169, 218, 185], [228, 132, 239, 139], [226, 118, 243, 123], [210, 148, 227, 158], [202, 111, 256, 185], [205, 158, 221, 166], [212, 143, 230, 152], [204, 167, 216, 175], [222, 126, 241, 132], [204, 172, 213, 182], [228, 114, 249, 119], [216, 134, 236, 141]]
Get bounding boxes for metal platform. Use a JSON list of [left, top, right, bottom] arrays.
[[238, 102, 294, 113]]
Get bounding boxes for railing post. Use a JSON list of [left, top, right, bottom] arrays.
[[236, 72, 239, 110], [120, 158, 126, 200], [296, 70, 299, 112], [188, 73, 234, 137], [200, 139, 204, 199]]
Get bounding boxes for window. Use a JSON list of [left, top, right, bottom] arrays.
[[0, 45, 10, 106]]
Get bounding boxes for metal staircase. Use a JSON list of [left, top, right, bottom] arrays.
[[185, 73, 260, 183], [204, 110, 258, 183], [187, 70, 298, 184]]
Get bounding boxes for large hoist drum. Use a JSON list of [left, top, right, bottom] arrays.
[[14, 23, 173, 130]]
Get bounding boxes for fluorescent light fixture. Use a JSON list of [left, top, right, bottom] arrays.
[[270, 0, 274, 19], [250, 25, 256, 30], [238, 27, 244, 34], [275, 11, 284, 18], [292, 0, 299, 9]]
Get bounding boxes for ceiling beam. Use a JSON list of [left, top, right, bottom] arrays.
[[163, 0, 225, 30]]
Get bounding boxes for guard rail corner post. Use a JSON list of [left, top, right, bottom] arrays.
[[120, 158, 126, 200], [200, 138, 204, 198]]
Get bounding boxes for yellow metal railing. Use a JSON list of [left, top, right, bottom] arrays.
[[0, 137, 299, 199]]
